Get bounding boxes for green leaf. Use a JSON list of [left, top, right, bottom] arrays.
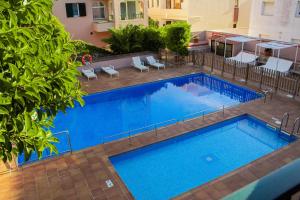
[[0, 95, 12, 105], [8, 10, 17, 27], [0, 106, 9, 115], [0, 135, 5, 143], [24, 112, 32, 132]]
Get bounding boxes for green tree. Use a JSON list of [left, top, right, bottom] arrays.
[[165, 21, 191, 56], [0, 0, 84, 162]]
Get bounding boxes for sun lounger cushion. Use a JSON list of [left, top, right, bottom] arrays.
[[132, 56, 149, 72], [146, 56, 165, 69], [101, 66, 119, 76]]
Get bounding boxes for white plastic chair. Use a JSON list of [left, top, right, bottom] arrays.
[[81, 68, 97, 80], [146, 56, 165, 70], [101, 65, 119, 77], [132, 56, 149, 72]]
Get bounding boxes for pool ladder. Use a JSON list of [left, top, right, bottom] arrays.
[[279, 112, 289, 131], [279, 113, 300, 135], [292, 117, 300, 135]]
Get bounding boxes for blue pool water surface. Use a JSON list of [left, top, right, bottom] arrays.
[[18, 73, 260, 164], [110, 115, 295, 200]]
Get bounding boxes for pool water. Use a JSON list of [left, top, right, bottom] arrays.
[[18, 73, 260, 164], [110, 115, 295, 200]]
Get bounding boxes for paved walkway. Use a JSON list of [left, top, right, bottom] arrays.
[[1, 66, 300, 200]]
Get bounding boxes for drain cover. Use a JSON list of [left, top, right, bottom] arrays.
[[105, 179, 114, 188], [202, 154, 217, 163], [205, 156, 213, 162]]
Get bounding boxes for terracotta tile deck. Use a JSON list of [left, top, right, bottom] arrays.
[[1, 65, 300, 200]]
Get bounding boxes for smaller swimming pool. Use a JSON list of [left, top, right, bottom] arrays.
[[110, 114, 296, 200]]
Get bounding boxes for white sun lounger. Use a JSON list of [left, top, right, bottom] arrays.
[[260, 57, 293, 73], [132, 56, 149, 72], [146, 56, 165, 70], [101, 65, 119, 77], [226, 52, 258, 65], [81, 68, 97, 80]]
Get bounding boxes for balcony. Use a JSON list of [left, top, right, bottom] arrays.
[[92, 20, 114, 32], [120, 12, 144, 20]]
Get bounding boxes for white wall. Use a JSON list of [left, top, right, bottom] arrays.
[[249, 0, 300, 42], [148, 0, 251, 33], [187, 0, 235, 32]]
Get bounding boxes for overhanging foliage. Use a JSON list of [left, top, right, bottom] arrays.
[[0, 0, 84, 162]]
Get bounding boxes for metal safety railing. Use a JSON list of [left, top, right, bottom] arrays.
[[292, 117, 300, 135], [16, 130, 72, 166], [102, 102, 240, 145], [279, 112, 290, 131]]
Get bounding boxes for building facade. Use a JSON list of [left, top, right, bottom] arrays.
[[53, 0, 148, 47], [248, 0, 300, 43], [148, 0, 252, 33]]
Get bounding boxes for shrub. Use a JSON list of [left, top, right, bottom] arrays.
[[103, 22, 191, 55], [103, 25, 144, 54], [149, 17, 159, 28], [72, 40, 111, 60], [143, 27, 166, 52], [165, 21, 191, 56], [103, 25, 166, 54]]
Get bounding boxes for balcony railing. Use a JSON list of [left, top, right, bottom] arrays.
[[120, 12, 144, 20]]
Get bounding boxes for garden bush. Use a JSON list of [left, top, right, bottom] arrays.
[[103, 25, 145, 54], [143, 27, 165, 52], [165, 21, 191, 56], [72, 40, 111, 61], [104, 22, 191, 55], [103, 25, 166, 54]]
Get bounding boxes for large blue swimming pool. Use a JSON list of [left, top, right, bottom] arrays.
[[18, 73, 260, 164], [110, 115, 296, 200]]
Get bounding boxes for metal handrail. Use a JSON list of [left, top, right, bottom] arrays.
[[102, 118, 177, 143], [50, 130, 73, 154], [102, 102, 237, 144], [292, 117, 300, 135], [16, 130, 72, 167], [279, 112, 289, 131]]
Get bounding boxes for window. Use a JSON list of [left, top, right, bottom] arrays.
[[65, 3, 86, 18], [92, 2, 105, 20], [173, 0, 181, 9], [157, 0, 159, 7], [152, 0, 154, 7], [166, 0, 181, 9], [120, 0, 143, 20], [166, 0, 171, 9], [296, 1, 300, 17], [261, 1, 274, 16]]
